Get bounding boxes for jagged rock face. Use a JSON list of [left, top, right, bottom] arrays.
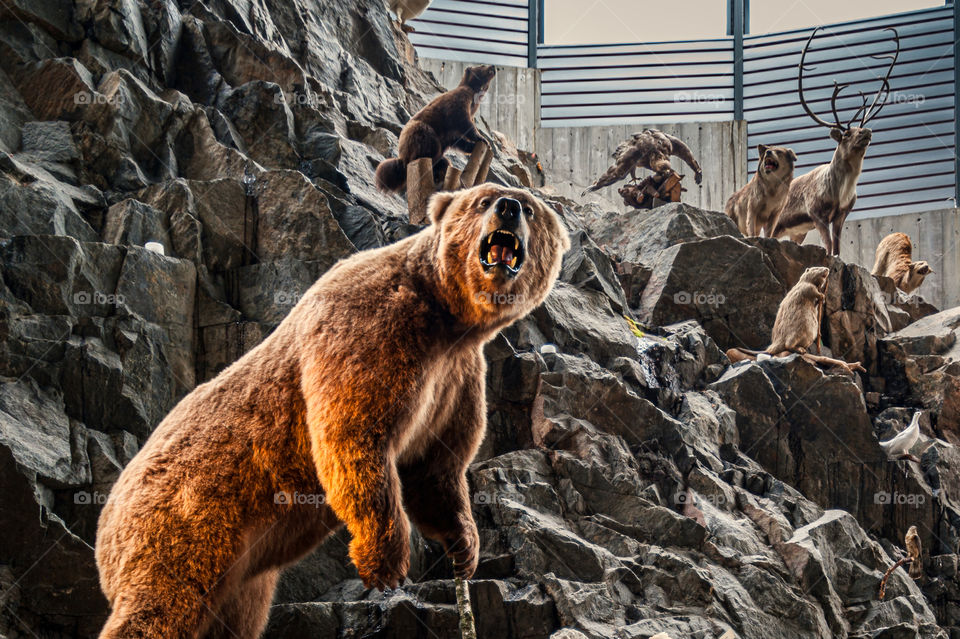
[[880, 308, 960, 437], [0, 0, 958, 638], [589, 204, 934, 376]]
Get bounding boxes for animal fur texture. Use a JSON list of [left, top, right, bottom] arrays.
[[376, 65, 496, 192], [725, 144, 797, 237], [94, 184, 570, 639], [766, 266, 829, 354], [726, 265, 864, 373], [726, 267, 827, 359], [388, 0, 431, 27], [871, 232, 932, 294], [773, 127, 871, 254], [581, 129, 702, 195], [905, 525, 923, 579]]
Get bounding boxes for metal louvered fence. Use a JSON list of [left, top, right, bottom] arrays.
[[408, 0, 534, 67]]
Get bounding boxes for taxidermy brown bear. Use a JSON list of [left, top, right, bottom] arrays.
[[95, 183, 570, 639]]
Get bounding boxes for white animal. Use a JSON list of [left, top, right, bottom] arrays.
[[387, 0, 431, 31], [879, 412, 921, 459]]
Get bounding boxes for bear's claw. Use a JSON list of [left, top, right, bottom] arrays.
[[444, 524, 479, 580]]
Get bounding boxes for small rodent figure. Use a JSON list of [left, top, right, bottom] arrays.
[[871, 232, 932, 294], [726, 266, 864, 373]]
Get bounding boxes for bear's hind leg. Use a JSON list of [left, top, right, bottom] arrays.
[[204, 569, 279, 639], [99, 588, 212, 639]]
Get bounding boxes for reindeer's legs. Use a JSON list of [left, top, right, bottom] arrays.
[[814, 219, 832, 254], [830, 217, 844, 256]]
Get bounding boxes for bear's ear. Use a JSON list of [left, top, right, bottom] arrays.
[[428, 191, 456, 225], [789, 149, 798, 161], [757, 144, 767, 157]]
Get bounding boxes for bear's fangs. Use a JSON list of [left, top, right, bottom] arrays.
[[479, 229, 525, 275]]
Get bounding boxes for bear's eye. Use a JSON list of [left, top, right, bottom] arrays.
[[523, 205, 534, 218], [479, 198, 491, 209]]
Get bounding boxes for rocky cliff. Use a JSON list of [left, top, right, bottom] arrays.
[[1, 1, 959, 638]]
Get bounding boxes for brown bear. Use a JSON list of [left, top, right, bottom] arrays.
[[94, 183, 570, 639], [725, 144, 797, 238], [375, 64, 496, 192]]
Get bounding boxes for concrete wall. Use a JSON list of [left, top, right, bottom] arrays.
[[536, 121, 748, 213], [803, 208, 960, 311]]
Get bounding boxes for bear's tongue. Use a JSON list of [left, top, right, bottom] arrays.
[[487, 245, 514, 266]]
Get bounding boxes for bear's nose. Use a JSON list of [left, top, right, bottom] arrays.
[[495, 197, 521, 225]]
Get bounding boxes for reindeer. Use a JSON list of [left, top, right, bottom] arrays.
[[774, 27, 899, 255]]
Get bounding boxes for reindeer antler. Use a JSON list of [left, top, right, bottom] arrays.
[[798, 26, 901, 131], [858, 27, 900, 127], [798, 27, 850, 130]]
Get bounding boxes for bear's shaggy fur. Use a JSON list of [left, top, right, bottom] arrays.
[[725, 144, 797, 237], [95, 183, 570, 639], [376, 65, 496, 192]]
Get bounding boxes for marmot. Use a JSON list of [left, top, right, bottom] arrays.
[[905, 525, 923, 579], [95, 184, 570, 638], [726, 267, 863, 373], [871, 232, 932, 294], [582, 129, 702, 195], [376, 65, 496, 192], [725, 144, 797, 237], [765, 266, 829, 355]]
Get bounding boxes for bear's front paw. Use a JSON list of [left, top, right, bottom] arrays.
[[443, 520, 479, 579], [351, 525, 411, 591]]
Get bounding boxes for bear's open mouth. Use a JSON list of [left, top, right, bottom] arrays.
[[763, 157, 779, 172], [480, 229, 525, 275]]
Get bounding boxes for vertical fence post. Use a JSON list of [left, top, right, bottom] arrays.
[[730, 0, 745, 121], [528, 0, 539, 68], [954, 0, 959, 205]]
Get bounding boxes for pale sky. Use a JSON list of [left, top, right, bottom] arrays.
[[544, 0, 945, 45]]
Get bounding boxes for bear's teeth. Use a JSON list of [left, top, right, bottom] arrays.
[[487, 250, 496, 264], [510, 256, 518, 268], [514, 237, 519, 249]]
